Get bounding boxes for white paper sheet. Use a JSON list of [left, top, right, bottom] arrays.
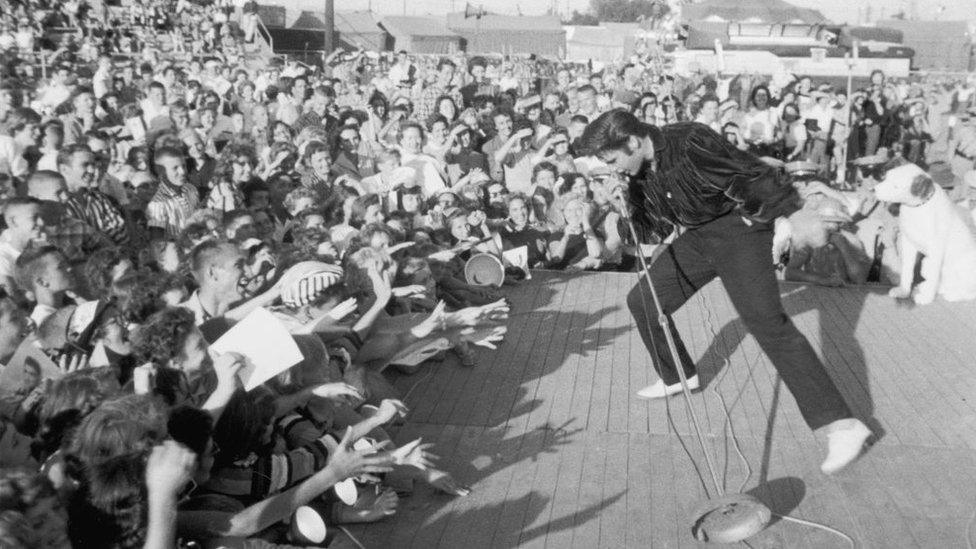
[[210, 308, 304, 391], [502, 246, 531, 280]]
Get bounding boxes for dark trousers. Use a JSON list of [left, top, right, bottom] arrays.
[[626, 213, 852, 430]]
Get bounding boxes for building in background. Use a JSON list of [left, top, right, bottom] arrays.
[[878, 19, 973, 72], [380, 16, 462, 55], [446, 12, 566, 57]]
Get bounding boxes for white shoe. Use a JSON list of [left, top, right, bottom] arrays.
[[820, 418, 871, 474], [636, 375, 700, 399]]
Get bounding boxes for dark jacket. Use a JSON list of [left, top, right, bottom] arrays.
[[629, 122, 800, 243]]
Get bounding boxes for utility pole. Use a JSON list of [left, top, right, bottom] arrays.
[[323, 0, 334, 55]]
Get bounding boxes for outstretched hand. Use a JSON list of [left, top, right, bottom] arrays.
[[327, 427, 395, 481]]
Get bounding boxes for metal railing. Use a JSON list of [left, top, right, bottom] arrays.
[[256, 15, 274, 54]]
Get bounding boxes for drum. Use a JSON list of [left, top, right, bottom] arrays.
[[464, 253, 505, 287]]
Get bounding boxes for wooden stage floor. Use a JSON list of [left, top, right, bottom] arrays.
[[340, 271, 976, 548]]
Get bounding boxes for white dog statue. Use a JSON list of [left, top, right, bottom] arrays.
[[874, 163, 976, 304]]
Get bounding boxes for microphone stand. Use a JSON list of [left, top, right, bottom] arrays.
[[615, 191, 771, 544]]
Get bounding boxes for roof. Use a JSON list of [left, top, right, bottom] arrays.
[[290, 11, 326, 30], [333, 10, 383, 36], [445, 12, 563, 32], [380, 16, 459, 38], [683, 0, 826, 24], [877, 19, 969, 36], [566, 26, 630, 48]]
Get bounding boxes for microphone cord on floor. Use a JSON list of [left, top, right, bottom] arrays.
[[633, 259, 857, 546], [695, 291, 856, 548]]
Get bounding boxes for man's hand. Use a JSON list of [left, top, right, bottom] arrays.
[[376, 398, 409, 424], [447, 299, 510, 327], [58, 352, 89, 374], [467, 209, 487, 228], [311, 382, 362, 401], [132, 363, 157, 395], [326, 297, 358, 321], [427, 249, 458, 262], [391, 438, 438, 470], [392, 285, 427, 298], [212, 351, 245, 393], [460, 325, 507, 350], [367, 265, 394, 305]]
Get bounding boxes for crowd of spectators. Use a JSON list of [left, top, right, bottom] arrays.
[[0, 0, 975, 546]]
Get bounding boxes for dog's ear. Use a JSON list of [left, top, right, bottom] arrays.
[[909, 174, 935, 202]]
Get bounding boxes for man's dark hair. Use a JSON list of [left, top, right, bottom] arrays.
[[314, 85, 336, 99], [57, 144, 92, 169], [437, 58, 456, 71], [468, 56, 487, 73], [152, 146, 183, 167], [577, 84, 597, 96], [579, 109, 651, 157], [570, 114, 590, 125]]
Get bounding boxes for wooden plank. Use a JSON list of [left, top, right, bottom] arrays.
[[350, 273, 976, 548], [598, 432, 630, 548], [570, 430, 607, 548], [540, 424, 587, 548], [487, 424, 550, 549]]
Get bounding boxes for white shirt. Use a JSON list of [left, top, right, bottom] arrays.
[[0, 237, 21, 291], [803, 103, 834, 136], [93, 67, 112, 99], [0, 135, 27, 178], [140, 99, 170, 127], [31, 84, 71, 116], [30, 304, 58, 328], [388, 62, 413, 86], [400, 152, 447, 198]]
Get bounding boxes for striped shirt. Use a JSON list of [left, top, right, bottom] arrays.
[[146, 183, 200, 238], [64, 189, 129, 246], [202, 433, 333, 502]]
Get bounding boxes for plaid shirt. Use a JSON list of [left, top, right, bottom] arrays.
[[414, 84, 464, 123], [46, 215, 113, 261], [64, 189, 128, 246]]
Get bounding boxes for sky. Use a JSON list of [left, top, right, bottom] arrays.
[[267, 0, 976, 26]]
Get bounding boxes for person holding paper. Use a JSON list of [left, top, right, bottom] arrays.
[[130, 307, 242, 421]]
